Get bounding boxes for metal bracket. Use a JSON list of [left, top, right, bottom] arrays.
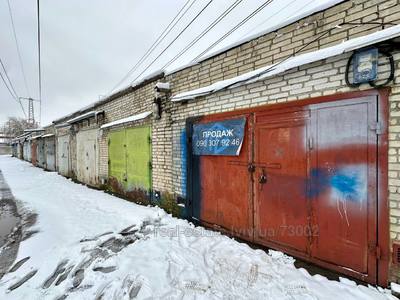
[[369, 122, 383, 135]]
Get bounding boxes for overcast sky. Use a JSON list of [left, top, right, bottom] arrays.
[[0, 0, 339, 126]]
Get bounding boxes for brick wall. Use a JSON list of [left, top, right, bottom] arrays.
[[168, 0, 399, 95], [48, 0, 400, 283], [154, 0, 400, 283]]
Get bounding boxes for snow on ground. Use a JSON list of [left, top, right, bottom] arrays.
[[0, 155, 396, 300]]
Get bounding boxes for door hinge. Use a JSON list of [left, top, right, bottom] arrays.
[[308, 137, 313, 150], [148, 136, 152, 144], [369, 122, 383, 135], [148, 161, 153, 169]]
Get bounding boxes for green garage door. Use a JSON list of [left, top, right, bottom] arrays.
[[108, 126, 151, 202], [126, 126, 151, 191], [109, 129, 126, 190]]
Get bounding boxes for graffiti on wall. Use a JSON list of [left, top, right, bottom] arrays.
[[310, 165, 367, 226]]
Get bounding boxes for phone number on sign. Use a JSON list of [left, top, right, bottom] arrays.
[[196, 138, 241, 148]]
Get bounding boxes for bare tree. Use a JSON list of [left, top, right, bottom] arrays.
[[2, 117, 38, 137]]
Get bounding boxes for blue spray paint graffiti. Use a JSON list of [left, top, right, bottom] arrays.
[[309, 167, 366, 202], [180, 130, 187, 197], [330, 171, 361, 200]]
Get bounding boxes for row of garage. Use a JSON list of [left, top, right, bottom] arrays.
[[7, 4, 400, 286], [11, 122, 153, 205]]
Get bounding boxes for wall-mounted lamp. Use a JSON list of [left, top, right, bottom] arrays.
[[153, 97, 162, 120]]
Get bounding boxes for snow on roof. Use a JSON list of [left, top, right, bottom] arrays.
[[130, 70, 164, 88], [52, 72, 163, 125], [66, 111, 103, 124], [42, 133, 55, 138], [171, 25, 400, 102], [31, 135, 43, 140], [24, 128, 45, 133], [165, 0, 345, 75], [54, 123, 70, 128], [100, 111, 152, 129]]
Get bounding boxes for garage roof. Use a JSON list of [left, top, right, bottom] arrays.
[[100, 111, 152, 129], [66, 111, 104, 124], [171, 24, 400, 102]]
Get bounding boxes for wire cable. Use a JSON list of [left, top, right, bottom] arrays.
[[161, 0, 244, 71], [130, 0, 214, 84], [0, 58, 27, 117], [243, 0, 311, 37], [0, 58, 18, 99], [191, 0, 274, 63], [6, 0, 31, 97], [37, 0, 42, 124], [108, 0, 196, 94]]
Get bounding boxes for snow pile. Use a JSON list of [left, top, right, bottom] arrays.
[[0, 156, 396, 299]]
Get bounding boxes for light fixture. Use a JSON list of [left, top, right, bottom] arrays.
[[153, 97, 162, 120]]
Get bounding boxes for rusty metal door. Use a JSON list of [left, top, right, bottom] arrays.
[[57, 135, 70, 177], [31, 140, 37, 166], [309, 97, 377, 281], [45, 137, 56, 171], [188, 94, 380, 284], [76, 129, 98, 186], [254, 110, 310, 253], [190, 114, 253, 239]]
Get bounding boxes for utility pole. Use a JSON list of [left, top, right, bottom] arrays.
[[19, 97, 40, 126]]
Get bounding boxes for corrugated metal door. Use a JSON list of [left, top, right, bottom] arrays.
[[57, 135, 70, 177], [45, 137, 56, 171], [76, 129, 98, 186], [108, 129, 126, 191]]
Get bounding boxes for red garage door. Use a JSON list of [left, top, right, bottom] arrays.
[[188, 91, 388, 285]]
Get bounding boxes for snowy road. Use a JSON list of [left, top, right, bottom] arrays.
[[0, 155, 397, 300]]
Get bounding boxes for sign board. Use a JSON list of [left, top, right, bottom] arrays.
[[192, 118, 246, 156]]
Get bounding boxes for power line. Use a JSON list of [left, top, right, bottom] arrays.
[[0, 65, 17, 99], [6, 0, 31, 97], [130, 0, 214, 84], [222, 22, 356, 91], [0, 58, 27, 117], [0, 58, 18, 98], [161, 0, 244, 70], [108, 0, 196, 95], [242, 0, 308, 37], [37, 0, 42, 125], [191, 0, 274, 63]]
